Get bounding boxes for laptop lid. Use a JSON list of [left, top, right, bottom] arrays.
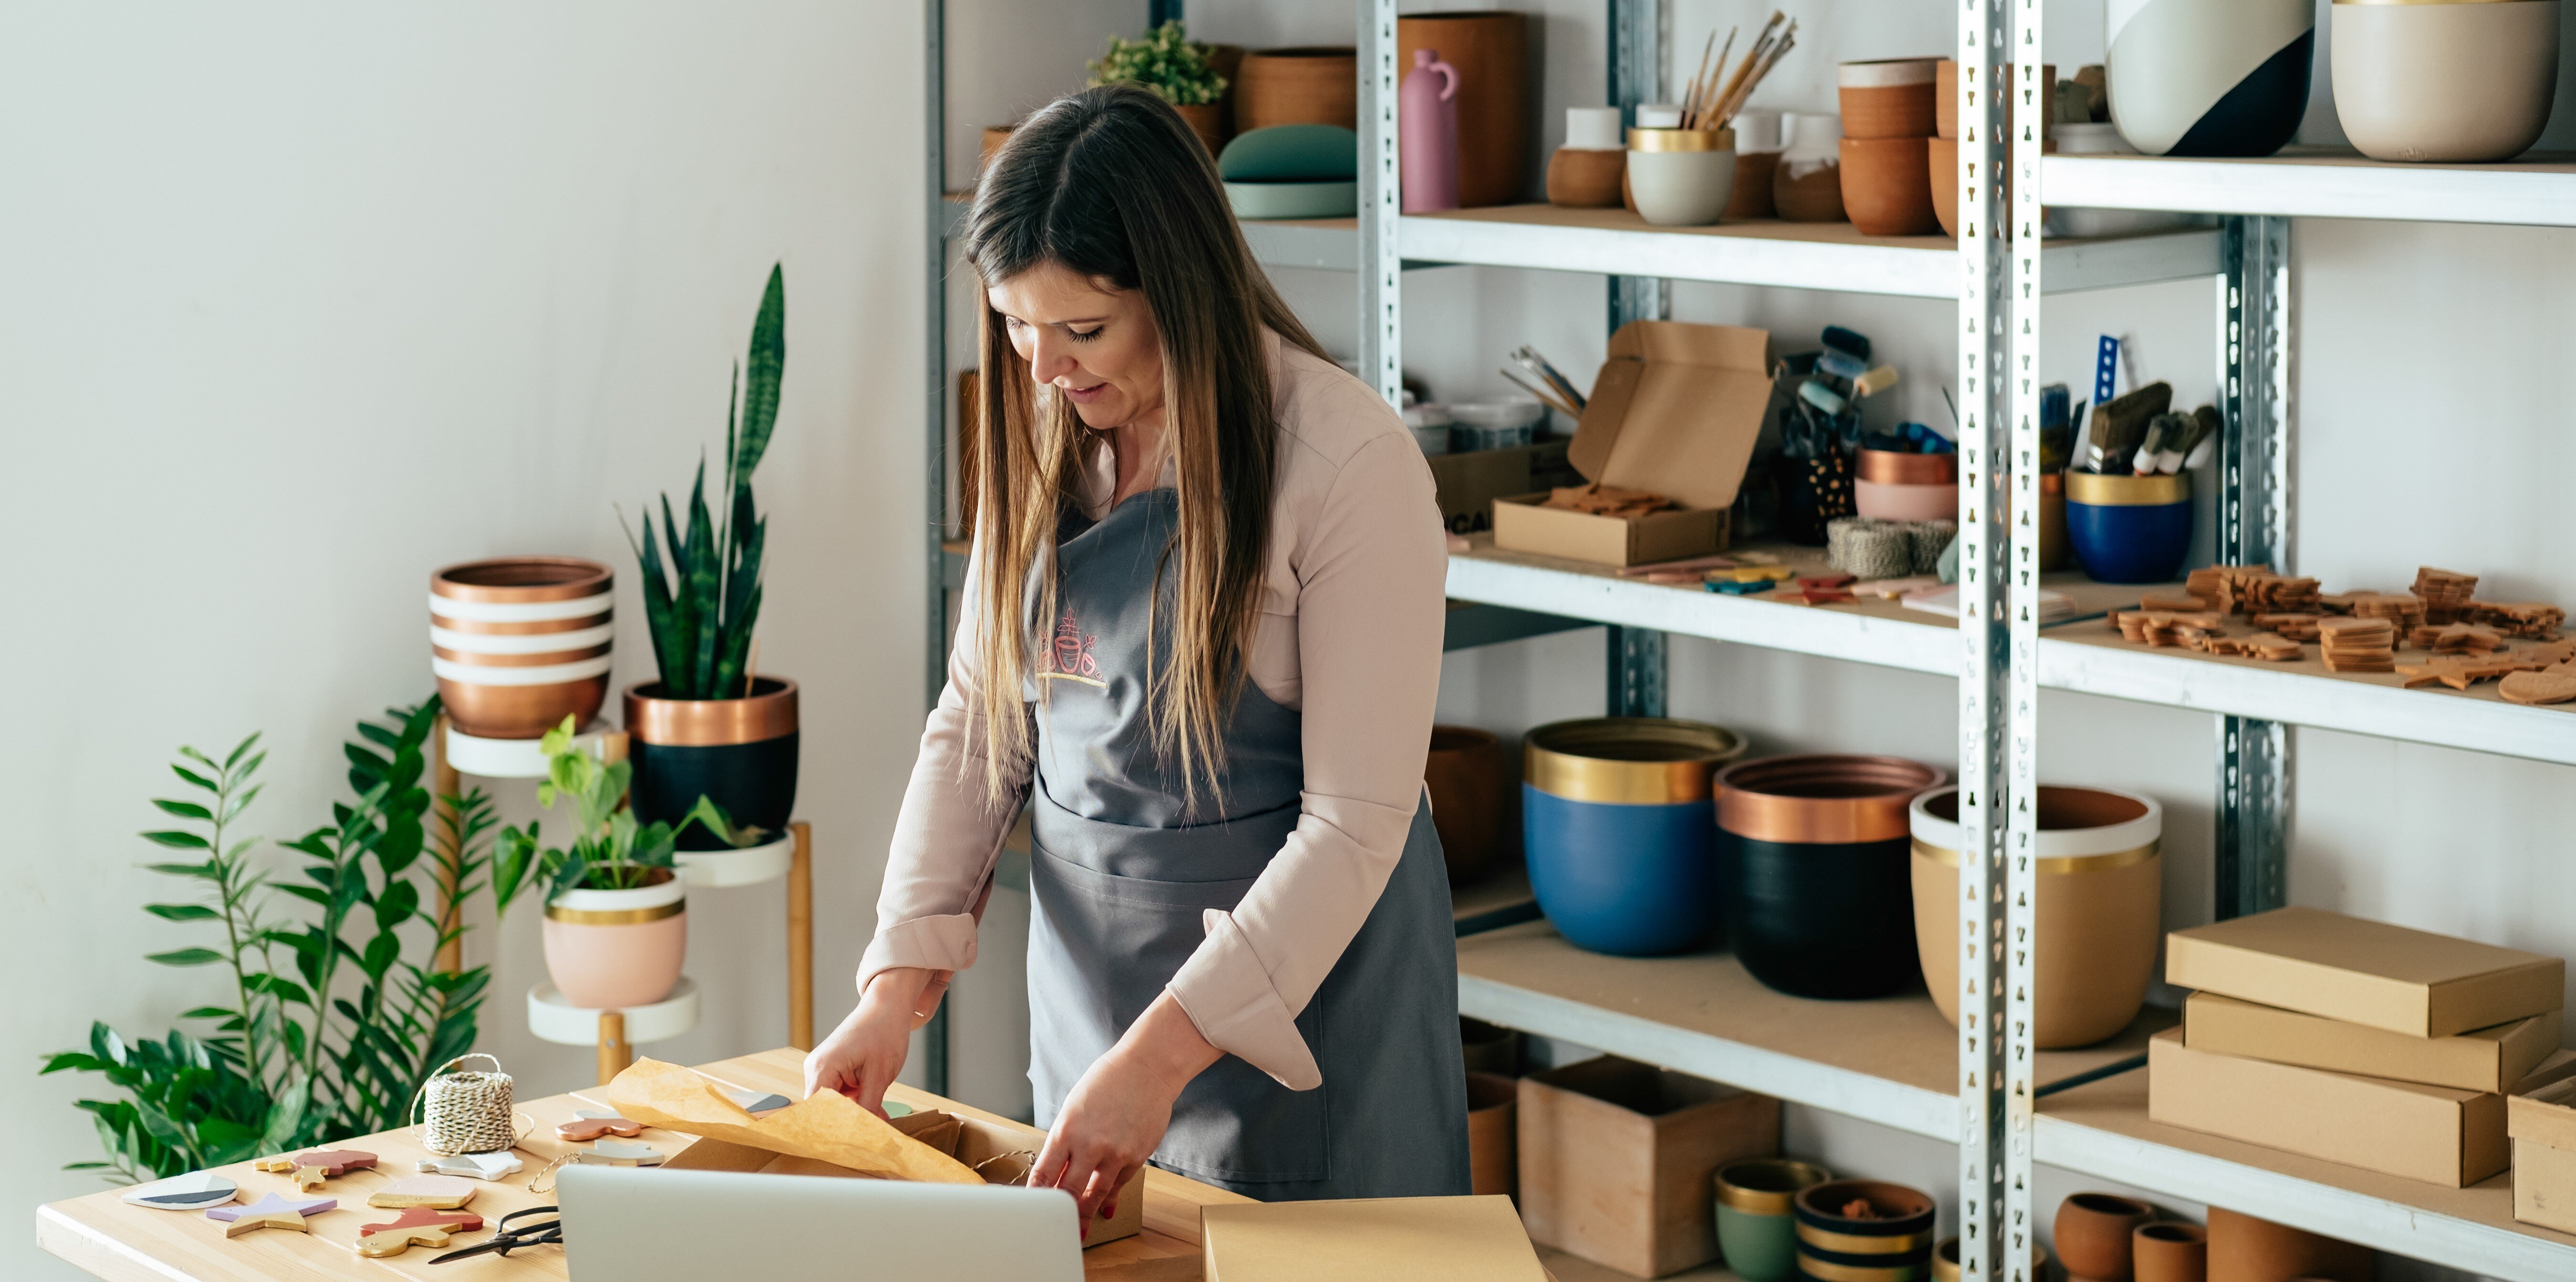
[[557, 1163, 1085, 1281]]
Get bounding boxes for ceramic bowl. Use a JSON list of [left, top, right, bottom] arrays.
[[1716, 1159, 1832, 1282], [1718, 755, 1944, 999], [1839, 58, 1941, 139], [1525, 718, 1748, 956], [1628, 126, 1735, 226], [2066, 471, 2193, 584], [1935, 60, 1960, 139], [2133, 1220, 2209, 1282], [2333, 0, 2558, 163], [1912, 786, 2163, 1048], [1840, 136, 1937, 236], [1795, 1180, 1937, 1280], [2054, 1192, 2158, 1280], [1547, 147, 1626, 207], [1928, 135, 1960, 237]]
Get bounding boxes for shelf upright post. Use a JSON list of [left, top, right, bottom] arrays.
[[1360, 0, 1402, 411], [1954, 0, 2025, 1275], [1603, 0, 1669, 719], [2004, 4, 2044, 1273], [2214, 215, 2293, 920], [920, 0, 953, 1098]]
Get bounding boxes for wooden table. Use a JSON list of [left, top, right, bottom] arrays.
[[38, 1047, 1244, 1281]]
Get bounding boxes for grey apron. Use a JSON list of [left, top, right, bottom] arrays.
[[1025, 487, 1469, 1200]]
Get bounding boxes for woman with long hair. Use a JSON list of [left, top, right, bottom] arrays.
[[804, 84, 1466, 1216]]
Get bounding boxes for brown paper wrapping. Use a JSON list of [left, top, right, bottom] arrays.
[[604, 1058, 981, 1184]]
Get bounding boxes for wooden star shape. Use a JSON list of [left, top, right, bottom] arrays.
[[356, 1206, 485, 1258], [211, 1192, 335, 1239]]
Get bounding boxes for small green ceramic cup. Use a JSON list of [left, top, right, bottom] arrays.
[[1715, 1158, 1833, 1282]]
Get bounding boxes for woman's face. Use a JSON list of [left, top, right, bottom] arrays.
[[988, 261, 1163, 432]]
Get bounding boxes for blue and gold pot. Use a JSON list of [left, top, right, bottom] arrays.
[[1524, 717, 1747, 956], [2065, 472, 2193, 585], [1795, 1179, 1936, 1281], [1719, 755, 1943, 1000]]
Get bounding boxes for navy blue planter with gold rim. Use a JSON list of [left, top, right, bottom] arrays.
[[626, 677, 800, 852], [2066, 471, 2193, 585], [1719, 754, 1942, 999], [1794, 1179, 1936, 1282], [1522, 717, 1746, 956]]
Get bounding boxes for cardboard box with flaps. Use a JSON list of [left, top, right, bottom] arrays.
[[1200, 1195, 1547, 1282], [605, 1057, 1142, 1247], [2165, 905, 2563, 1039], [2184, 991, 2562, 1094], [1492, 322, 1773, 567]]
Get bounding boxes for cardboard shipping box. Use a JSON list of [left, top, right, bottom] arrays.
[[1427, 439, 1577, 536], [1492, 322, 1772, 567], [2185, 991, 2563, 1093], [2165, 906, 2565, 1039], [2509, 1075, 2576, 1233], [1201, 1195, 1547, 1282], [2147, 1028, 2576, 1187]]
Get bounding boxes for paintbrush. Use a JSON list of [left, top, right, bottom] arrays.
[[1501, 368, 1582, 420], [1511, 345, 1586, 409]]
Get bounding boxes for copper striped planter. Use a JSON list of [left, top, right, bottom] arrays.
[[429, 557, 614, 739]]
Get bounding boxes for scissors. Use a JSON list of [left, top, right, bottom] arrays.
[[427, 1205, 561, 1264]]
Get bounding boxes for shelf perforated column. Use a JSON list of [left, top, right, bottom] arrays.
[[2215, 215, 2294, 920]]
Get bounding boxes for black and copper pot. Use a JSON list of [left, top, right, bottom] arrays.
[[625, 678, 799, 851], [1717, 754, 1944, 1000]]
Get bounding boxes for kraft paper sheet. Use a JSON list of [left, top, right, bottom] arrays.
[[604, 1058, 981, 1184]]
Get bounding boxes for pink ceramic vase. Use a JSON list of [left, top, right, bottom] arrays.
[[1401, 48, 1460, 212], [541, 870, 687, 1009]]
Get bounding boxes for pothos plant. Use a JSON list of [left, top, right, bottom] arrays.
[[1087, 20, 1228, 107], [42, 701, 498, 1181], [491, 717, 734, 910]]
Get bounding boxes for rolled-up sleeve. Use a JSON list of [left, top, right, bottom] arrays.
[[1164, 431, 1446, 1089], [856, 540, 1029, 1008]]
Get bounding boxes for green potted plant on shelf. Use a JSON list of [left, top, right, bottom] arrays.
[[1088, 20, 1232, 156], [622, 263, 799, 853], [491, 717, 724, 1011]]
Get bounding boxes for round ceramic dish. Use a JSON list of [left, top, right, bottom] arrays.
[[1795, 1180, 1937, 1280], [1716, 1159, 1832, 1282], [1717, 754, 1945, 999], [2332, 0, 2558, 163], [1628, 126, 1736, 225], [1911, 786, 2162, 1047], [1525, 718, 1748, 956], [2066, 471, 2193, 583]]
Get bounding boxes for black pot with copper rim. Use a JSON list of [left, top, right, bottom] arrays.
[[1717, 754, 1944, 999], [626, 678, 798, 851]]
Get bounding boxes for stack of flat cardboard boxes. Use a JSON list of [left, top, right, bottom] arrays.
[[2151, 906, 2572, 1189]]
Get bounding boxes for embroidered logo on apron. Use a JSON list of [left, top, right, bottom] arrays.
[[1040, 609, 1106, 688]]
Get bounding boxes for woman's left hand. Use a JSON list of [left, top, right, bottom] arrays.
[[1031, 991, 1223, 1227]]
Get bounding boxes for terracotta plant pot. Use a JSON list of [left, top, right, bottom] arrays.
[[1839, 58, 1940, 139], [1525, 718, 1747, 956], [1929, 135, 1959, 237], [1913, 785, 2163, 1048], [1237, 47, 1357, 132], [1839, 136, 1937, 236], [1794, 1180, 1936, 1281], [1461, 1015, 1520, 1075], [429, 557, 614, 740], [1714, 1158, 1830, 1282], [2333, 0, 2558, 163], [1466, 1070, 1517, 1197], [1547, 147, 1624, 207], [1773, 113, 1845, 222], [1728, 150, 1780, 219], [1172, 102, 1224, 158], [541, 868, 685, 1010], [1936, 60, 1960, 139], [2206, 1208, 2372, 1282], [2135, 1220, 2210, 1282], [1628, 127, 1736, 226], [1719, 755, 1945, 999], [1400, 12, 1529, 207], [2038, 472, 2071, 571], [2056, 1192, 2157, 1279], [2108, 0, 2312, 156], [1425, 725, 1508, 883], [626, 677, 800, 853]]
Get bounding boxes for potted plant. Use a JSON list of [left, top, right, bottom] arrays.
[[493, 718, 720, 1010], [623, 264, 797, 853], [1088, 20, 1230, 156]]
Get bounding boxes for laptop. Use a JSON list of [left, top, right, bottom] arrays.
[[556, 1163, 1085, 1281]]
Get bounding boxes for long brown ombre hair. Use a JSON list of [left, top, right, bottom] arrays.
[[960, 84, 1328, 808]]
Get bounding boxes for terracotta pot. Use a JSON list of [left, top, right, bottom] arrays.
[[627, 678, 800, 853], [2135, 1221, 2209, 1282], [1929, 135, 1959, 236], [1839, 136, 1937, 236], [1461, 1016, 1520, 1075], [1466, 1070, 1517, 1197], [1912, 786, 2163, 1047], [1547, 147, 1624, 207], [1727, 150, 1780, 219], [541, 868, 685, 1010], [1839, 58, 1940, 139], [2038, 472, 2070, 571], [1172, 103, 1223, 158], [1426, 725, 1508, 883], [1794, 1180, 1936, 1281], [1237, 47, 1357, 132], [1719, 755, 1944, 999], [1937, 60, 1960, 139], [1399, 12, 1528, 207], [1773, 113, 1844, 221], [2333, 0, 2558, 163], [429, 557, 614, 740], [2206, 1208, 2371, 1282], [2055, 1192, 2157, 1279]]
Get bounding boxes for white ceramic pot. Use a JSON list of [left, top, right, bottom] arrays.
[[2333, 0, 2558, 163], [2106, 0, 2313, 156], [1628, 126, 1735, 226], [541, 871, 686, 1010]]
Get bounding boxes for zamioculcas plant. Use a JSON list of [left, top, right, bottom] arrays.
[[626, 264, 783, 700]]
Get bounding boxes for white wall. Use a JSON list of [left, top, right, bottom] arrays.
[[0, 4, 929, 1278]]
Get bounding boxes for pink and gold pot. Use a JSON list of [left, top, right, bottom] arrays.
[[541, 868, 686, 1010]]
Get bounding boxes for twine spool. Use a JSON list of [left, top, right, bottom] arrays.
[[1828, 517, 1912, 579], [1906, 520, 1957, 575], [414, 1053, 519, 1156]]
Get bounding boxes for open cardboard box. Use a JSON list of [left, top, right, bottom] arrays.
[[1491, 321, 1771, 567], [663, 1108, 1144, 1248], [1427, 439, 1577, 536]]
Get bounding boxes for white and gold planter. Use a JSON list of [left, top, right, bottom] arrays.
[[540, 870, 685, 1011], [429, 557, 613, 739]]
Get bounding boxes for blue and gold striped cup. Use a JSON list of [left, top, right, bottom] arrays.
[[1523, 717, 1746, 956]]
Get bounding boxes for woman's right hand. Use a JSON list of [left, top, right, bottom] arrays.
[[805, 967, 938, 1118]]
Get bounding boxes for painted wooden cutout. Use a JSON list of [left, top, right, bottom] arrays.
[[414, 1150, 524, 1180], [574, 1108, 621, 1120], [210, 1192, 334, 1239], [578, 1139, 665, 1166], [290, 1149, 378, 1176], [121, 1171, 238, 1211], [555, 1116, 644, 1142], [367, 1175, 478, 1210], [355, 1206, 485, 1257], [719, 1085, 792, 1116], [205, 1193, 333, 1223]]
